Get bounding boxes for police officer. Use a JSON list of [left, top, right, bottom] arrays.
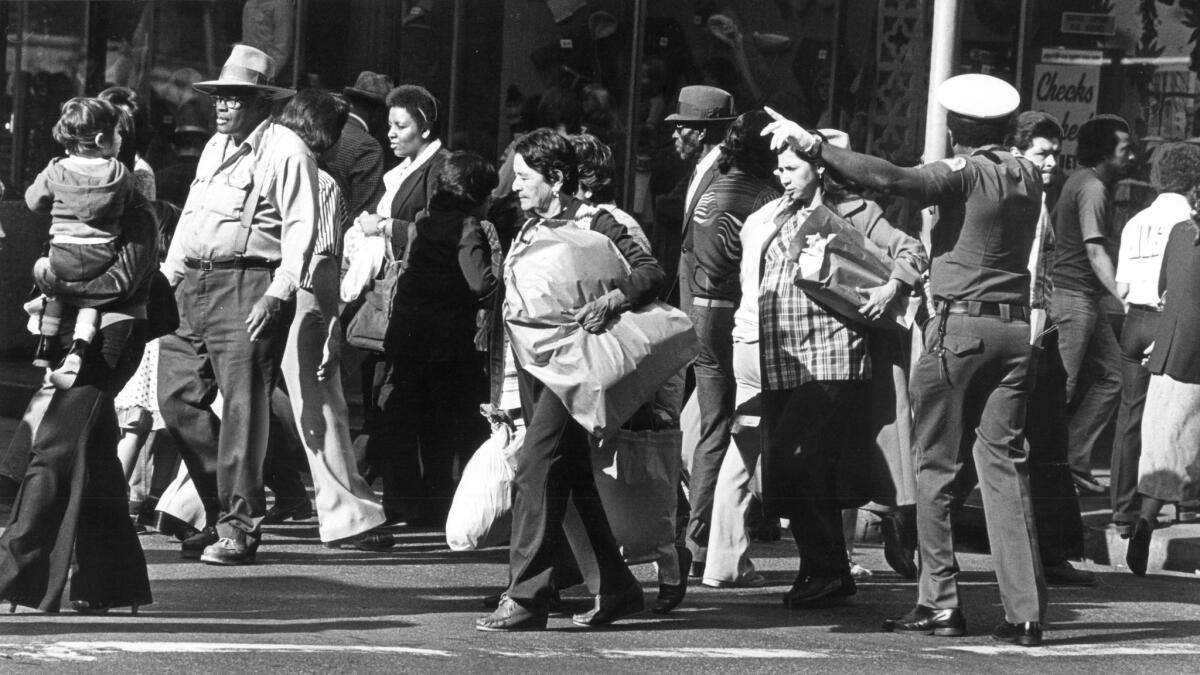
[[762, 73, 1047, 647]]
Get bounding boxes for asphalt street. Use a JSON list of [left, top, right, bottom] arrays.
[[1, 514, 1199, 674]]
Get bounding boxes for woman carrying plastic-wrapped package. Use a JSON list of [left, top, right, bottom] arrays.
[[755, 130, 926, 609], [476, 128, 666, 632]]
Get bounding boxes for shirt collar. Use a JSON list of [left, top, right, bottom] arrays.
[[400, 138, 442, 173], [347, 112, 369, 132]]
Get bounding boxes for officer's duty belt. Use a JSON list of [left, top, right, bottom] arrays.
[[185, 257, 280, 271], [937, 300, 1029, 322]]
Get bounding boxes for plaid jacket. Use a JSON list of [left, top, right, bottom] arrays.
[[758, 192, 925, 390]]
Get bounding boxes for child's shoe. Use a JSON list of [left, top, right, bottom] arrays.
[[49, 340, 87, 390], [33, 334, 62, 369]]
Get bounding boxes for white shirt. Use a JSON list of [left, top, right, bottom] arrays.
[[376, 138, 442, 219], [733, 197, 790, 343], [684, 145, 722, 217], [1116, 192, 1189, 308]]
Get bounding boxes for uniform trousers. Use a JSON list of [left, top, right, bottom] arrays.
[[281, 284, 385, 542], [1112, 305, 1159, 523], [910, 313, 1046, 623], [703, 340, 763, 584], [158, 267, 284, 541], [0, 320, 151, 611], [683, 303, 737, 564], [506, 368, 636, 609], [761, 379, 869, 578]]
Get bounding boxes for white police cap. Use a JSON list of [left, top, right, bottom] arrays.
[[936, 74, 1019, 120]]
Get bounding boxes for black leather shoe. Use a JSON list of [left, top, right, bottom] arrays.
[[476, 596, 548, 632], [572, 584, 645, 627], [881, 605, 966, 636], [1126, 517, 1154, 577], [262, 500, 314, 524], [782, 574, 855, 608], [200, 535, 260, 565], [180, 526, 218, 559], [992, 620, 1043, 647], [689, 560, 705, 579], [325, 530, 396, 551], [1043, 561, 1097, 587], [654, 546, 691, 614], [880, 508, 918, 579]]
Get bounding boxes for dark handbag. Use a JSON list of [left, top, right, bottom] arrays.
[[345, 259, 403, 352], [145, 270, 180, 339], [345, 222, 417, 352]]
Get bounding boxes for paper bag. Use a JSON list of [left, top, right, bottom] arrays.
[[787, 205, 914, 330]]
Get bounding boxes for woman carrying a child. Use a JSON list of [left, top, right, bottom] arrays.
[[0, 97, 157, 614]]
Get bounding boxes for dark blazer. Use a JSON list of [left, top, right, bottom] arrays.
[[386, 208, 496, 362], [322, 117, 385, 227], [1148, 220, 1200, 384], [387, 148, 450, 258]]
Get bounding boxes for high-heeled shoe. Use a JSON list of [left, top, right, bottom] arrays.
[[69, 599, 140, 616]]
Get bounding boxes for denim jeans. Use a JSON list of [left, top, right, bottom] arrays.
[[1111, 306, 1159, 523], [1049, 288, 1123, 477]]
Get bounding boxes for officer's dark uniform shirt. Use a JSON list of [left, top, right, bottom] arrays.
[[912, 146, 1043, 304]]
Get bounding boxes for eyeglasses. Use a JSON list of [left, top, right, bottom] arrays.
[[212, 95, 248, 110]]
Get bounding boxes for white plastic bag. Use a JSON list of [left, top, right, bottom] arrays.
[[445, 419, 523, 551]]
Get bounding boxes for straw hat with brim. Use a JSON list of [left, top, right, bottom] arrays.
[[665, 85, 736, 123], [344, 71, 394, 105], [193, 44, 295, 100]]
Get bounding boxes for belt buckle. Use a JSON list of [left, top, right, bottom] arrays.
[[200, 259, 214, 272]]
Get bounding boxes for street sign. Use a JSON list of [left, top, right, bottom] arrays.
[[1061, 12, 1116, 36]]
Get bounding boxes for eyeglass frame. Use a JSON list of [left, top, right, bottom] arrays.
[[211, 93, 254, 110]]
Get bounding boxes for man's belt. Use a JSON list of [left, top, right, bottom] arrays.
[[691, 297, 737, 309], [184, 257, 280, 271], [936, 300, 1029, 322]]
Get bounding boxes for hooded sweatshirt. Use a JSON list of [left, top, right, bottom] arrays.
[[26, 156, 137, 242]]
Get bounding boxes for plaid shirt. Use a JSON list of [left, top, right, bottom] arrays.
[[758, 194, 870, 391]]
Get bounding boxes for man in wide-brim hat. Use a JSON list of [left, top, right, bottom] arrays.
[[159, 43, 320, 567]]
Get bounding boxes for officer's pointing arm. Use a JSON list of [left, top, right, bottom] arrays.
[[762, 107, 935, 204]]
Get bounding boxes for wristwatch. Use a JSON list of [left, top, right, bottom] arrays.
[[797, 132, 824, 163]]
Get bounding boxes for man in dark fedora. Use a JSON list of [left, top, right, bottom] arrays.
[[656, 84, 737, 581], [325, 71, 390, 225], [158, 44, 319, 565]]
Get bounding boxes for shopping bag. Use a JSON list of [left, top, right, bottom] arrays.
[[444, 414, 523, 551], [587, 427, 681, 564], [505, 223, 699, 438], [787, 204, 914, 330]]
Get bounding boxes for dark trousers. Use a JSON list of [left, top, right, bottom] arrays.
[[157, 267, 283, 540], [761, 381, 868, 577], [1112, 306, 1159, 523], [506, 368, 635, 609], [911, 313, 1046, 624], [684, 303, 736, 563], [368, 357, 486, 524], [264, 386, 310, 506], [0, 321, 151, 611]]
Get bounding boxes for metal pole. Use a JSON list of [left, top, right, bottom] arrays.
[[922, 0, 956, 164], [447, 0, 465, 148], [1015, 0, 1030, 91], [621, 0, 646, 210], [920, 0, 958, 251], [826, 0, 844, 129], [292, 0, 306, 87]]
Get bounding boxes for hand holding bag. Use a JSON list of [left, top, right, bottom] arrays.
[[445, 406, 523, 551]]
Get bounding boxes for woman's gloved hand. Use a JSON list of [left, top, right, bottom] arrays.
[[573, 288, 629, 334]]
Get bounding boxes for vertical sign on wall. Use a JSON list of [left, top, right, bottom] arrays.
[[1032, 62, 1101, 171]]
